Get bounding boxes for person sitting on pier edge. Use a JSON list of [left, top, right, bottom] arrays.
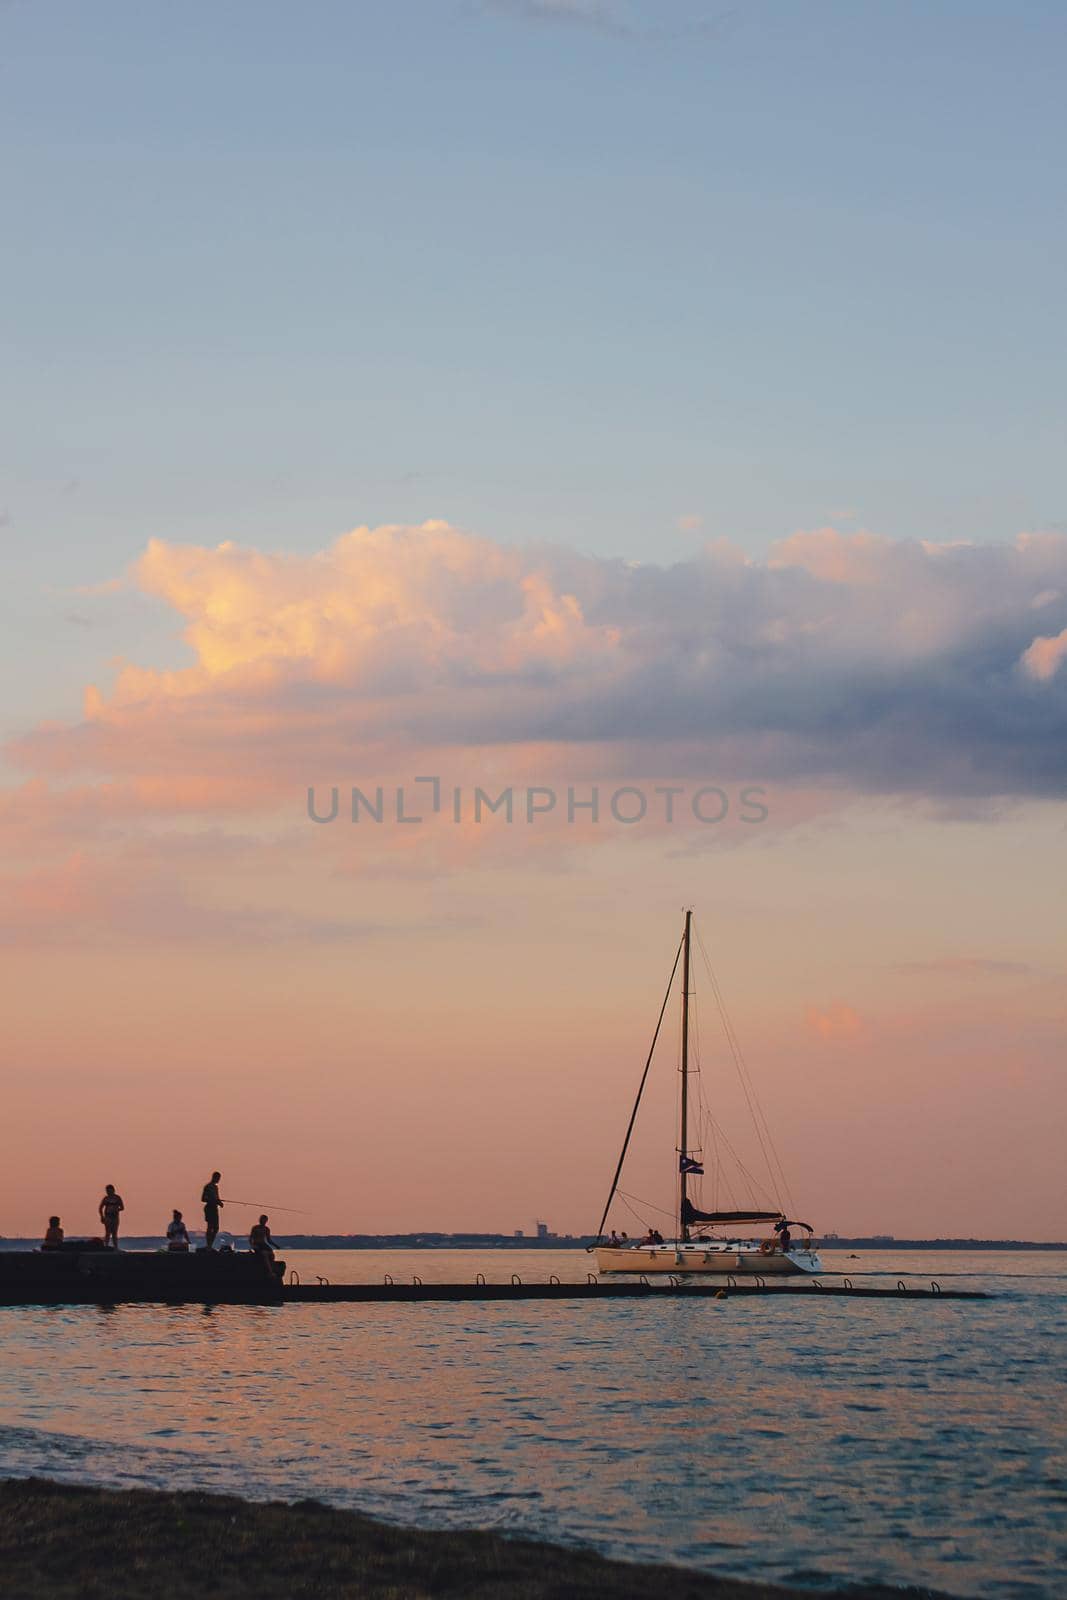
[[201, 1171, 223, 1249], [42, 1217, 63, 1250], [98, 1185, 124, 1249], [166, 1210, 191, 1252], [248, 1215, 277, 1262]]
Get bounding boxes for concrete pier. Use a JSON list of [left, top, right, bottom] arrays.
[[0, 1252, 985, 1306], [283, 1278, 983, 1303]]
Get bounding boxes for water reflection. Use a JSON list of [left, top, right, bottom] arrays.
[[0, 1251, 1063, 1598]]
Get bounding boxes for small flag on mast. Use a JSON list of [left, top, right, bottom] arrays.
[[679, 1155, 704, 1175]]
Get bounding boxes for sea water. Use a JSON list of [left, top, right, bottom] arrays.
[[0, 1249, 1063, 1597]]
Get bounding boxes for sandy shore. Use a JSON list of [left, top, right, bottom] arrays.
[[0, 1478, 948, 1599]]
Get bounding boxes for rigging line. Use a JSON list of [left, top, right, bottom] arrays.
[[701, 1111, 780, 1211], [713, 1113, 780, 1203], [703, 1111, 753, 1209], [687, 998, 708, 1206], [729, 1012, 797, 1215], [613, 1191, 655, 1231], [701, 1086, 764, 1211], [689, 940, 775, 1212], [694, 929, 795, 1214], [707, 1128, 743, 1210], [697, 936, 781, 1205], [696, 926, 798, 1216], [705, 1108, 722, 1210], [721, 995, 795, 1211], [593, 931, 685, 1242], [692, 1048, 761, 1210], [616, 1188, 678, 1223], [693, 1078, 739, 1209]]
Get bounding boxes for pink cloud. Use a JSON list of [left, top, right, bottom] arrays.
[[5, 519, 1067, 890], [805, 1003, 863, 1041], [770, 526, 897, 585], [1021, 625, 1067, 681]]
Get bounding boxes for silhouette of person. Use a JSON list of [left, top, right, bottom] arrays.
[[248, 1214, 277, 1262], [201, 1172, 223, 1249], [43, 1217, 64, 1250], [166, 1210, 191, 1252], [98, 1185, 124, 1249]]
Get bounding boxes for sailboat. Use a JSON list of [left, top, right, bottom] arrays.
[[594, 910, 823, 1277]]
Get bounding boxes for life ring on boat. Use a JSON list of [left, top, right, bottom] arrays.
[[758, 1238, 776, 1255]]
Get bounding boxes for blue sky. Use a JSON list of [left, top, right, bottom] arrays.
[[2, 0, 1065, 717], [2, 3, 1066, 1240]]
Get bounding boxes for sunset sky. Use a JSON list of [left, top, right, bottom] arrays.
[[2, 1, 1065, 1242]]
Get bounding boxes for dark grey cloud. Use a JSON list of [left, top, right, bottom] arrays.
[[386, 532, 1067, 799], [10, 526, 1067, 805]]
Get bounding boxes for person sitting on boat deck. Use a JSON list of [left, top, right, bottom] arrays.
[[201, 1171, 223, 1250], [42, 1217, 64, 1250], [774, 1220, 792, 1253], [98, 1185, 124, 1249], [608, 1229, 622, 1246], [166, 1210, 191, 1252], [248, 1215, 278, 1261]]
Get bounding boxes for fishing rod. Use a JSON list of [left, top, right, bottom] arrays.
[[220, 1198, 312, 1215]]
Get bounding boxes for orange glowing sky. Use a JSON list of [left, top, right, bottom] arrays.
[[6, 2, 1067, 1250], [2, 523, 1065, 1242]]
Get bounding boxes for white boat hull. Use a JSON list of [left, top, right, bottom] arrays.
[[595, 1243, 823, 1276]]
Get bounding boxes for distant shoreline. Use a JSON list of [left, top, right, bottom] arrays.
[[0, 1477, 954, 1600], [2, 1233, 1063, 1251]]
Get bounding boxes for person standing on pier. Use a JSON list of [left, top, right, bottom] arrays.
[[201, 1171, 223, 1249], [98, 1185, 124, 1249]]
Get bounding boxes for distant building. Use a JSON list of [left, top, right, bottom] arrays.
[[514, 1229, 524, 1238], [536, 1221, 553, 1239]]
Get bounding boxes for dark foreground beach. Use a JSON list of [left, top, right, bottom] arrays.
[[0, 1479, 948, 1600]]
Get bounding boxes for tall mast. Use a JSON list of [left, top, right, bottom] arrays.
[[680, 907, 692, 1242]]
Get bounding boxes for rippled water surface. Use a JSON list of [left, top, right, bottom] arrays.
[[1, 1250, 1064, 1597]]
